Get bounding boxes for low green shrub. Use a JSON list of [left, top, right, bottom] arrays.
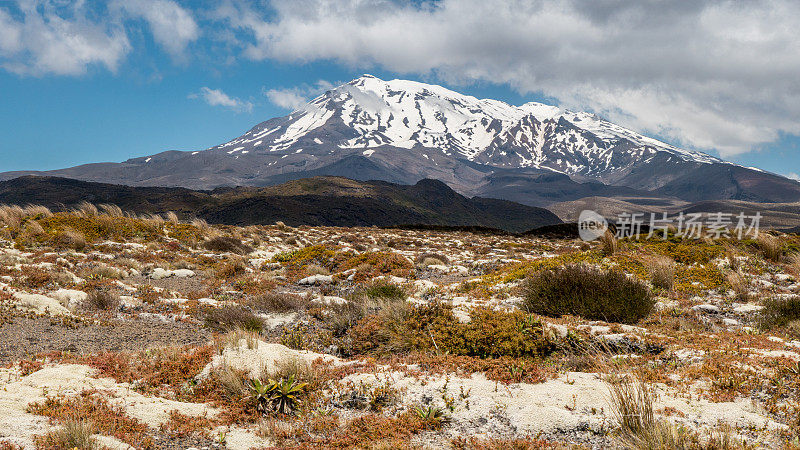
[[360, 281, 407, 301], [203, 236, 253, 255], [345, 301, 552, 358], [759, 296, 800, 331], [204, 306, 264, 333], [521, 264, 654, 324]]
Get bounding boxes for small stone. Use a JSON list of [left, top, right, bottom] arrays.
[[692, 304, 720, 313], [150, 267, 172, 280], [298, 274, 333, 285], [733, 303, 763, 314], [172, 268, 195, 278]]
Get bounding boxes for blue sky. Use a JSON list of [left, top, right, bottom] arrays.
[[1, 0, 799, 179]]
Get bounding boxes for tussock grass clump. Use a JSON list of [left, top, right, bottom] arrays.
[[83, 289, 121, 312], [646, 256, 675, 291], [205, 305, 264, 333], [165, 211, 180, 224], [203, 236, 253, 255], [415, 252, 449, 267], [82, 264, 123, 280], [304, 264, 330, 276], [521, 264, 654, 324], [787, 252, 800, 277], [53, 228, 86, 250], [247, 292, 309, 313], [725, 271, 749, 301], [33, 419, 98, 450], [758, 296, 800, 331], [0, 204, 26, 228], [98, 204, 124, 217], [600, 230, 618, 256], [215, 260, 247, 279], [73, 201, 99, 217], [756, 234, 784, 262], [724, 244, 742, 272]]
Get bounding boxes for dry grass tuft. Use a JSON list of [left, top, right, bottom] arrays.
[[756, 234, 783, 262], [203, 236, 253, 255], [73, 201, 99, 218], [83, 289, 121, 312], [215, 260, 247, 279], [214, 328, 261, 352], [98, 204, 124, 217], [725, 271, 749, 301], [415, 252, 449, 266], [724, 244, 741, 272], [0, 205, 25, 228], [82, 264, 124, 280], [54, 227, 87, 250], [304, 264, 330, 276], [646, 256, 675, 291], [787, 252, 800, 277], [759, 296, 800, 331], [204, 305, 264, 333], [600, 230, 618, 256], [34, 419, 98, 450], [247, 292, 310, 313], [191, 217, 211, 232]]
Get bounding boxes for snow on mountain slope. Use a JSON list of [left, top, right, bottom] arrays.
[[208, 75, 719, 181], [4, 75, 799, 204]]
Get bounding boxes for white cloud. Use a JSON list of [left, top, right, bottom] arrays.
[[787, 173, 800, 181], [263, 80, 336, 110], [0, 0, 199, 75], [112, 0, 199, 60], [190, 87, 253, 113], [0, 1, 130, 76], [217, 0, 800, 157], [264, 88, 307, 110]]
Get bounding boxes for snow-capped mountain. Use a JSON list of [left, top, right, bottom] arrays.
[[211, 75, 718, 184], [3, 75, 799, 206]]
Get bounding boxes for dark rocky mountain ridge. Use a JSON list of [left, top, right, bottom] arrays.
[[0, 176, 562, 233]]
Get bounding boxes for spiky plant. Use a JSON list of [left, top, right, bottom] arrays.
[[268, 375, 308, 415], [249, 378, 273, 414], [250, 375, 308, 415], [414, 405, 448, 429]]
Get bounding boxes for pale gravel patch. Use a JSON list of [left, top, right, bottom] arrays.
[[342, 369, 786, 441], [200, 340, 341, 379], [0, 364, 218, 448]]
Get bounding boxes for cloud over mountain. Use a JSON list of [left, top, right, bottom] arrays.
[[2, 0, 799, 159], [219, 0, 800, 157], [190, 87, 253, 113]]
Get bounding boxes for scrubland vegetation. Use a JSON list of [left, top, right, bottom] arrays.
[[0, 203, 799, 448]]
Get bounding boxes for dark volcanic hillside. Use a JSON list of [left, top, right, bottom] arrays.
[[0, 176, 561, 232]]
